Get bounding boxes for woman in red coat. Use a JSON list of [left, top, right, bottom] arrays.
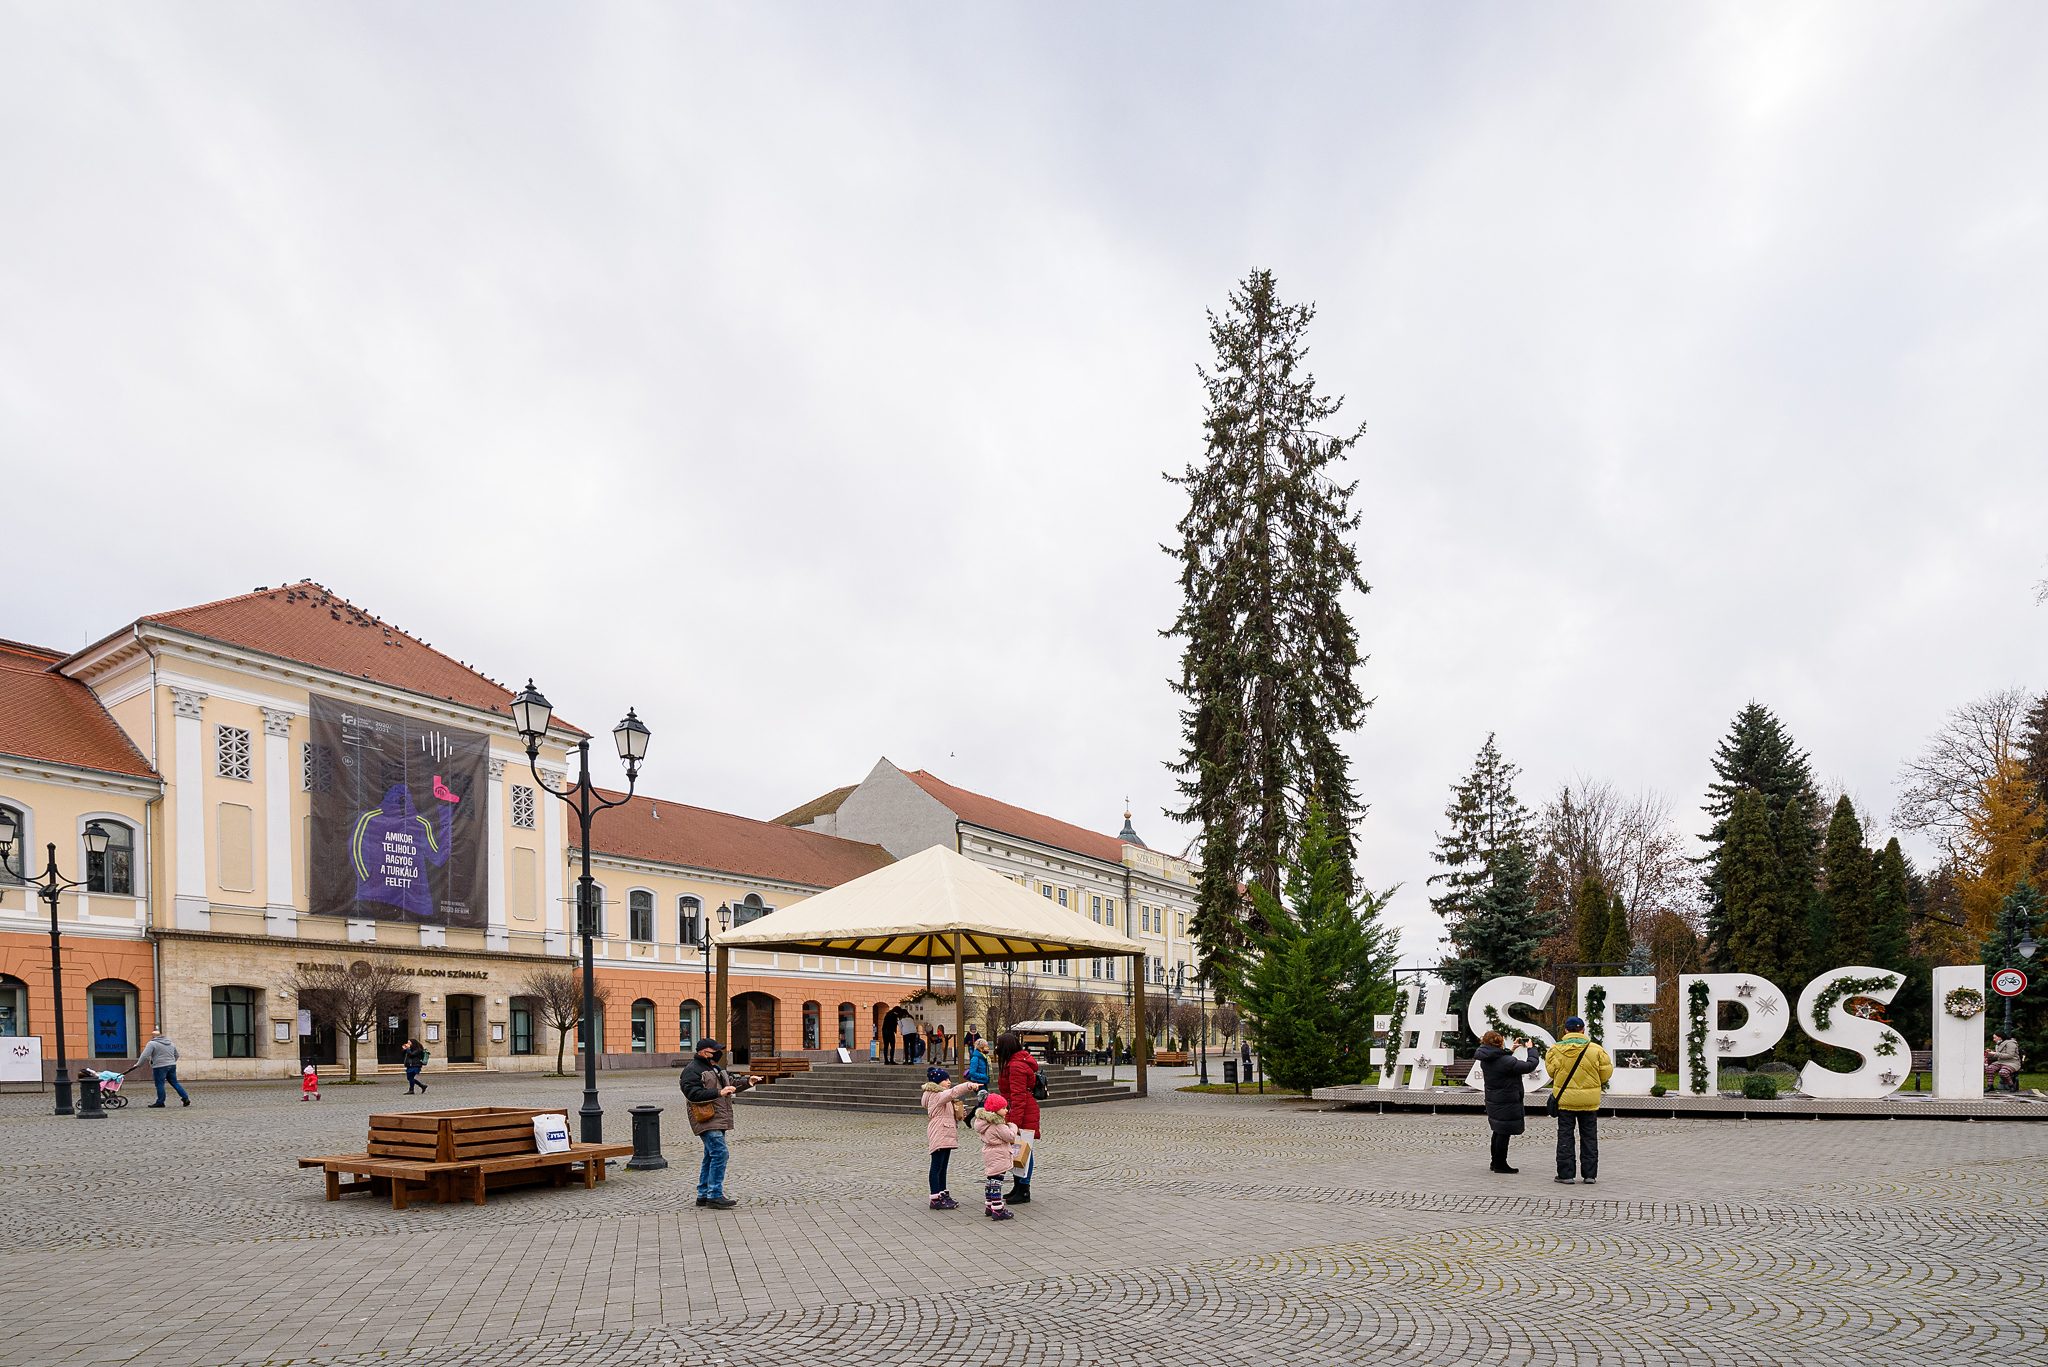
[[994, 1031, 1040, 1203]]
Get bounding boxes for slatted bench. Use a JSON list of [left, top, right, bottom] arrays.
[[1151, 1051, 1190, 1066], [748, 1058, 812, 1083], [301, 1106, 633, 1210]]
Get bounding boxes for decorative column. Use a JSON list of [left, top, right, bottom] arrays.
[[170, 688, 210, 930], [485, 758, 509, 951], [1930, 964, 1987, 1100], [540, 764, 566, 954], [261, 707, 297, 937]]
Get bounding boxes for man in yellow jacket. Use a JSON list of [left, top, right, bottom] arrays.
[[1544, 1017, 1613, 1184]]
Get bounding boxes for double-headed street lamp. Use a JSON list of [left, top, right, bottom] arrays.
[[0, 813, 112, 1117], [698, 902, 732, 1039], [1999, 899, 2039, 1035], [510, 681, 650, 1144]]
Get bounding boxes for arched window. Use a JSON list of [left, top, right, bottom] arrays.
[[838, 1002, 856, 1051], [733, 892, 772, 927], [89, 979, 140, 1058], [679, 998, 702, 1047], [802, 1001, 821, 1051], [0, 973, 26, 1036], [212, 986, 259, 1058], [678, 896, 703, 947], [0, 803, 26, 886], [631, 999, 656, 1052], [85, 820, 135, 896], [629, 890, 654, 943]]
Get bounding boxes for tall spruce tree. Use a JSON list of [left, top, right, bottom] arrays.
[[1576, 873, 1609, 966], [1818, 797, 1873, 969], [1598, 889, 1632, 968], [1869, 838, 1912, 974], [1776, 797, 1816, 989], [1439, 840, 1553, 1002], [1167, 269, 1371, 982], [1226, 802, 1399, 1095], [1699, 704, 1821, 970], [1427, 735, 1532, 933], [1724, 790, 1787, 981]]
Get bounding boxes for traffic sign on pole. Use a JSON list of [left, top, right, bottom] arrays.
[[1991, 968, 2028, 997]]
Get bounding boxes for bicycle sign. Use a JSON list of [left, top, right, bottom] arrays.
[[1992, 968, 2028, 997]]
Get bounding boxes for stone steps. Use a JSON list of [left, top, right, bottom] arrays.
[[735, 1063, 1134, 1114]]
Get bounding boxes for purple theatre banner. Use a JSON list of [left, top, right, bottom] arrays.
[[307, 694, 489, 928]]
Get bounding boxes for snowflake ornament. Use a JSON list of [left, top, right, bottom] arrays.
[[1753, 997, 1779, 1016], [1519, 982, 1540, 997]]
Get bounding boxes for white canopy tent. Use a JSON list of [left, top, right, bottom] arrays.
[[712, 844, 1155, 1095]]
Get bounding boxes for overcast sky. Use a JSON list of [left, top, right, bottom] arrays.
[[4, 4, 2044, 961]]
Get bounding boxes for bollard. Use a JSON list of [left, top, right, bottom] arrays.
[[626, 1104, 668, 1170], [77, 1075, 107, 1120]]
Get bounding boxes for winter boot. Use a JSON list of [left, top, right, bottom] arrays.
[[1006, 1179, 1031, 1205]]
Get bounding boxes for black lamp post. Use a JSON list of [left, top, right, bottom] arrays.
[[2000, 904, 2039, 1035], [698, 903, 730, 1042], [510, 681, 650, 1144], [0, 815, 111, 1117]]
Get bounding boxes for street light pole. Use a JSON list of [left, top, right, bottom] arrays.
[[699, 904, 730, 1044], [0, 816, 111, 1118], [511, 682, 650, 1145], [2001, 903, 2039, 1035], [1197, 976, 1210, 1086]]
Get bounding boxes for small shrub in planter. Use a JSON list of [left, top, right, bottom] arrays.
[[1649, 1084, 1667, 1097], [1740, 1073, 1782, 1100]]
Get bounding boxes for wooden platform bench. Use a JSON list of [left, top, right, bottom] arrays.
[[300, 1106, 633, 1210], [748, 1057, 812, 1083], [1151, 1051, 1190, 1067]]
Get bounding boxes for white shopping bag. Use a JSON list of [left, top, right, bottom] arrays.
[[532, 1112, 571, 1155]]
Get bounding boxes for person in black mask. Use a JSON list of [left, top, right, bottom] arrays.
[[680, 1038, 762, 1209]]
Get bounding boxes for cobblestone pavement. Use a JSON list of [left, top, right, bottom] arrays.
[[1, 1070, 2042, 1366]]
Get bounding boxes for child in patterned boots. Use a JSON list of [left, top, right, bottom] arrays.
[[971, 1093, 1022, 1219], [921, 1067, 980, 1209]]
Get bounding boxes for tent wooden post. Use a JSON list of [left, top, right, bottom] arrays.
[[1133, 952, 1148, 1099], [715, 946, 730, 1049], [953, 934, 966, 1069]]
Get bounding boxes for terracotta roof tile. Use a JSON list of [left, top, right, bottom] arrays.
[[899, 769, 1128, 864], [111, 581, 586, 735], [581, 789, 895, 889], [770, 784, 857, 827], [0, 644, 159, 780]]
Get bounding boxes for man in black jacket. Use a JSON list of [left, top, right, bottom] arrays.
[[680, 1039, 762, 1209]]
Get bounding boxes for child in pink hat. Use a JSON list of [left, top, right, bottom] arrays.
[[971, 1093, 1021, 1220]]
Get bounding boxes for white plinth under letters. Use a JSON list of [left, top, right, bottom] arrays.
[[1578, 975, 1658, 1094], [1463, 975, 1554, 1092], [1678, 973, 1791, 1095], [1931, 964, 1986, 1100], [1796, 966, 1908, 1098]]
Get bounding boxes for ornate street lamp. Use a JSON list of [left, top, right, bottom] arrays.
[[0, 816, 111, 1117], [510, 681, 650, 1144], [698, 903, 731, 1041]]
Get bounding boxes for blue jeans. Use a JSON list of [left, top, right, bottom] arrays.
[[405, 1066, 423, 1091], [153, 1065, 188, 1104], [697, 1129, 729, 1199]]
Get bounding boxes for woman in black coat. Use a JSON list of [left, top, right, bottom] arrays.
[[1475, 1030, 1540, 1173]]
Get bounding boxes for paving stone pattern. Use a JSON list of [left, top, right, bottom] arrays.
[[1, 1070, 2042, 1366]]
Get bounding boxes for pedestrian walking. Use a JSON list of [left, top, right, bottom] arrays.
[[920, 1066, 980, 1210], [1475, 1030, 1539, 1172], [680, 1038, 762, 1209], [971, 1091, 1021, 1220], [994, 1031, 1041, 1204], [881, 1009, 902, 1064], [401, 1038, 428, 1093], [301, 1063, 322, 1102], [1544, 1017, 1612, 1184], [137, 1030, 189, 1107]]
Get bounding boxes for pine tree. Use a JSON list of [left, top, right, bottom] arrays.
[[1226, 802, 1398, 1095], [1167, 269, 1371, 983], [1818, 797, 1873, 969], [2019, 692, 2048, 826], [1724, 790, 1787, 980], [1427, 735, 1532, 938], [1576, 873, 1608, 966], [1775, 798, 1816, 989], [1598, 889, 1632, 968], [1699, 704, 1821, 970], [1868, 838, 1912, 974], [1439, 841, 1554, 1002]]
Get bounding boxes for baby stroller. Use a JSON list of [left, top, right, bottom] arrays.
[[81, 1069, 129, 1109]]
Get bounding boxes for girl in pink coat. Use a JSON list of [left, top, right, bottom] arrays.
[[970, 1093, 1022, 1220], [920, 1068, 981, 1210]]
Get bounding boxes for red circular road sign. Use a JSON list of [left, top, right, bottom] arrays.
[[1992, 968, 2028, 997]]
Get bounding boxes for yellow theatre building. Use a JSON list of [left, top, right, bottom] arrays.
[[0, 583, 908, 1082]]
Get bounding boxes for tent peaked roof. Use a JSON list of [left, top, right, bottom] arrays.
[[714, 844, 1145, 964]]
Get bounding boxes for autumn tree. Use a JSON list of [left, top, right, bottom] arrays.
[[1166, 269, 1372, 984], [1954, 756, 2048, 944]]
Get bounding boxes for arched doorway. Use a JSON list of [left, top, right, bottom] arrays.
[[731, 992, 777, 1065]]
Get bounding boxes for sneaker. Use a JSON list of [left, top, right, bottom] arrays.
[[985, 1205, 1013, 1220], [147, 1102, 165, 1108], [929, 1195, 959, 1210], [1581, 1177, 1597, 1185], [1555, 1176, 1576, 1184], [703, 1196, 737, 1210]]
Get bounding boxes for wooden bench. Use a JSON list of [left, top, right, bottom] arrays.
[[301, 1106, 634, 1210], [747, 1057, 812, 1083], [1908, 1050, 1934, 1091], [1151, 1051, 1190, 1066]]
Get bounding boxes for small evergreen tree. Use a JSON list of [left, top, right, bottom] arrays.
[[1576, 872, 1609, 966], [1818, 797, 1873, 969], [1699, 704, 1821, 970], [1439, 841, 1554, 1002], [1598, 889, 1632, 968], [1869, 838, 1913, 974], [1226, 803, 1398, 1096]]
